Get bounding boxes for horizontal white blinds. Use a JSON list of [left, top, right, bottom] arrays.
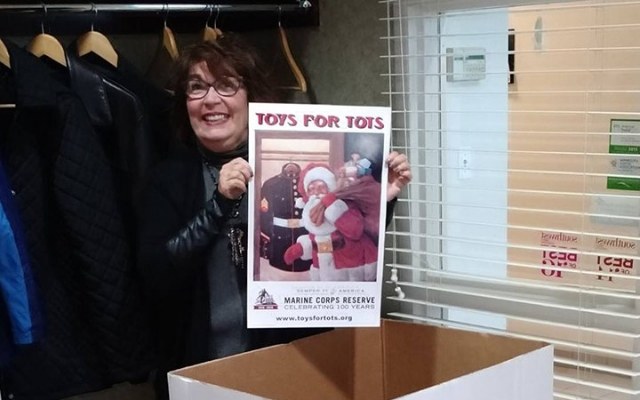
[[382, 0, 640, 399]]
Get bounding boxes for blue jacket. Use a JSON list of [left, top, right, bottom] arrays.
[[0, 161, 41, 366]]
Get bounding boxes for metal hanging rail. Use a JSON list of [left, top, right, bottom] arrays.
[[0, 1, 317, 35], [0, 2, 313, 14]]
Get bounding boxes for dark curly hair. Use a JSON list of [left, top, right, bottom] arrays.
[[170, 33, 279, 145]]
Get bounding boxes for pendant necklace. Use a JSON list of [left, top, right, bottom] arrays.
[[203, 158, 246, 269]]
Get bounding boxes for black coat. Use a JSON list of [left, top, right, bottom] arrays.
[[0, 40, 153, 399]]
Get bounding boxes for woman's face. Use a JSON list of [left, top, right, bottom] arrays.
[[186, 61, 249, 152]]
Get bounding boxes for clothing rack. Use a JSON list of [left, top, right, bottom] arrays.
[[0, 1, 318, 35], [0, 2, 312, 14]]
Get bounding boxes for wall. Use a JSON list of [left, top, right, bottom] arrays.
[[205, 0, 388, 107], [292, 0, 388, 106]]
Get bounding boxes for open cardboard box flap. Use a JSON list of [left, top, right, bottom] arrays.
[[169, 319, 553, 400]]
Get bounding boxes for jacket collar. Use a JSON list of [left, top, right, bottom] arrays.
[[65, 40, 113, 127]]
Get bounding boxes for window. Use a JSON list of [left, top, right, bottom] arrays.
[[383, 0, 640, 398]]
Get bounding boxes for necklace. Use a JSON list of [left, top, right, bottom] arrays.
[[202, 157, 246, 269]]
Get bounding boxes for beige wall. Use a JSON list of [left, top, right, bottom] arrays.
[[508, 4, 640, 292], [291, 0, 388, 106]]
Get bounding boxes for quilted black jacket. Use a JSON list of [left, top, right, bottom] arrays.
[[0, 40, 153, 400]]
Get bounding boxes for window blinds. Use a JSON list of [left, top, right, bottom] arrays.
[[382, 0, 640, 399]]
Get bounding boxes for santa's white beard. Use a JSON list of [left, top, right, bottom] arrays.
[[301, 196, 337, 236]]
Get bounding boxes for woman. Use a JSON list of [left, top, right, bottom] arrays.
[[136, 34, 412, 399]]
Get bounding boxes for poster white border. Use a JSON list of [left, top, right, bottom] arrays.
[[246, 102, 391, 328]]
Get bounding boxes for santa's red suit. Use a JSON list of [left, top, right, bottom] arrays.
[[283, 164, 378, 281]]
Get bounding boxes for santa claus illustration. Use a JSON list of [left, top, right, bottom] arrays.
[[283, 163, 378, 281]]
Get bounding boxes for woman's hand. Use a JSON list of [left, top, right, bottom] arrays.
[[386, 151, 412, 201], [217, 157, 253, 200]]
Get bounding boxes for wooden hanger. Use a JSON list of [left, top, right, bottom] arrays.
[[163, 25, 179, 61], [26, 5, 67, 67], [203, 26, 218, 42], [77, 8, 118, 68], [161, 5, 179, 60], [27, 33, 67, 67], [203, 6, 223, 43], [77, 31, 118, 68], [214, 25, 223, 39], [278, 17, 307, 93], [0, 38, 10, 69]]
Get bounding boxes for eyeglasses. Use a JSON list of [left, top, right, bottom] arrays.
[[185, 77, 243, 99]]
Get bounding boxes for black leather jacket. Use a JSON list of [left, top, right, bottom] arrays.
[[66, 44, 174, 209]]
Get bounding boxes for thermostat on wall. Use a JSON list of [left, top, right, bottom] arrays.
[[446, 47, 486, 82]]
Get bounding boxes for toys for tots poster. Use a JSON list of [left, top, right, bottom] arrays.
[[247, 103, 391, 328]]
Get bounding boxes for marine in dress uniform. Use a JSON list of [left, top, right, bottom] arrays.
[[260, 163, 311, 272]]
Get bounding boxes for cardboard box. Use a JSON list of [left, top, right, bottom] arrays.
[[168, 319, 553, 400]]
